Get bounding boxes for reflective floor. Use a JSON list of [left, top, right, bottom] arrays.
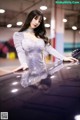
[[0, 62, 80, 120]]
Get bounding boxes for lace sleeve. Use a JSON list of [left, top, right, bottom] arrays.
[[45, 44, 65, 60], [13, 32, 28, 67]]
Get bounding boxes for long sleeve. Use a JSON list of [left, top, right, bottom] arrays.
[[13, 32, 28, 67], [45, 44, 65, 60]]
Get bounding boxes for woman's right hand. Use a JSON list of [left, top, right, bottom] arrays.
[[22, 64, 29, 70]]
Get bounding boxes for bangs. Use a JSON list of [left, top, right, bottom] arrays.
[[34, 15, 42, 22]]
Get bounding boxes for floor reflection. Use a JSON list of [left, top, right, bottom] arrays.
[[0, 62, 80, 120], [20, 70, 51, 91], [20, 60, 64, 89]]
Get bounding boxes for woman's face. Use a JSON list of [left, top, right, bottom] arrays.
[[30, 15, 42, 29]]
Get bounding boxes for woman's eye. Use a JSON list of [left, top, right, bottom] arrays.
[[39, 18, 42, 23], [39, 21, 41, 23], [34, 16, 38, 20]]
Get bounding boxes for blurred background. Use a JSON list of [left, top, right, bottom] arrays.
[[0, 0, 80, 74]]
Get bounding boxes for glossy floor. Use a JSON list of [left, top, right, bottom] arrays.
[[0, 62, 80, 120]]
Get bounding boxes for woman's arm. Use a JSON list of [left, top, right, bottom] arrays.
[[45, 44, 78, 62], [13, 32, 29, 71], [45, 44, 65, 60]]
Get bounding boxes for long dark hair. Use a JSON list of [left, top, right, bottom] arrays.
[[19, 9, 49, 44]]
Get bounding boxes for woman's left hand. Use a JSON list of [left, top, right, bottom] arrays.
[[63, 56, 78, 63]]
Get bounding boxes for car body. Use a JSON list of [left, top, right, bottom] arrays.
[[0, 62, 80, 120]]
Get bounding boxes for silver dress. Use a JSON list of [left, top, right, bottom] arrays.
[[13, 31, 64, 88]]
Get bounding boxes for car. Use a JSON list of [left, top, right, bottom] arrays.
[[72, 48, 80, 60], [0, 61, 80, 120]]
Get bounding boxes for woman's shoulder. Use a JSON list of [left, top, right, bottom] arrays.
[[13, 31, 24, 39], [13, 31, 23, 37]]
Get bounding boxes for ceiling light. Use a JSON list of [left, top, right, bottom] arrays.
[[44, 17, 46, 20], [74, 115, 80, 120], [16, 21, 23, 26], [66, 67, 71, 69], [63, 18, 67, 22], [0, 9, 5, 13], [40, 6, 47, 10], [12, 82, 18, 85], [16, 75, 21, 78], [11, 89, 18, 93], [50, 75, 55, 79], [45, 23, 50, 28], [72, 26, 77, 30], [7, 24, 12, 28]]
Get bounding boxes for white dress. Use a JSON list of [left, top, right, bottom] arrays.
[[13, 31, 64, 87]]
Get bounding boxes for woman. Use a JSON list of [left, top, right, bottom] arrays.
[[13, 10, 78, 87]]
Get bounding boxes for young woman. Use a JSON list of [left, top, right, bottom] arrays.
[[13, 10, 78, 88]]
